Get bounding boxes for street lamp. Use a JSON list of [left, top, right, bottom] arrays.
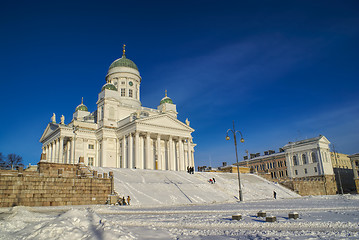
[[226, 121, 245, 201]]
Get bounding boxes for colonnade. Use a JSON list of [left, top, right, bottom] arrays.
[[43, 131, 195, 172], [43, 137, 76, 164], [114, 131, 194, 171]]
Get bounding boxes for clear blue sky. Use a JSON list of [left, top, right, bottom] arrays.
[[1, 0, 358, 168]]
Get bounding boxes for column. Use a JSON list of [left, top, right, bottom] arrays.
[[95, 141, 99, 166], [146, 133, 151, 169], [122, 135, 127, 168], [140, 135, 144, 169], [50, 143, 53, 162], [59, 137, 63, 163], [135, 131, 140, 169], [173, 141, 179, 171], [128, 134, 133, 168], [187, 138, 192, 167], [71, 138, 75, 164], [45, 146, 49, 161], [317, 148, 324, 175], [156, 134, 161, 170], [169, 136, 174, 170], [179, 138, 184, 171], [102, 139, 106, 167]]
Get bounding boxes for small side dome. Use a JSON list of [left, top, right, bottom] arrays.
[[75, 98, 88, 112], [102, 83, 117, 91], [160, 90, 173, 104]]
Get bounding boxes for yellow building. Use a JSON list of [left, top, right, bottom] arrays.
[[331, 152, 352, 169]]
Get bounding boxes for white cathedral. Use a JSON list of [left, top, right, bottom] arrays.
[[40, 46, 196, 171]]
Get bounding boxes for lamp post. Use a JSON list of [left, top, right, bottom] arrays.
[[226, 121, 245, 201]]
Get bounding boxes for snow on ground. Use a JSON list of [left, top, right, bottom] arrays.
[[94, 168, 299, 206], [1, 195, 359, 239], [1, 169, 358, 239]]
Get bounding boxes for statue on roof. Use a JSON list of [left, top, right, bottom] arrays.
[[185, 118, 190, 126], [60, 115, 65, 124], [51, 113, 56, 123]]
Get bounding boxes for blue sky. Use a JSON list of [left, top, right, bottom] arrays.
[[1, 0, 358, 167]]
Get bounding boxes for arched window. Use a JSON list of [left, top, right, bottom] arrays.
[[311, 152, 317, 163], [293, 156, 298, 166], [302, 154, 307, 164]]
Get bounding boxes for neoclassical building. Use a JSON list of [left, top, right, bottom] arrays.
[[237, 135, 334, 179], [40, 47, 196, 171]]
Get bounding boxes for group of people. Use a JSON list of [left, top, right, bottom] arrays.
[[208, 177, 216, 184], [118, 196, 131, 205], [187, 166, 194, 174]]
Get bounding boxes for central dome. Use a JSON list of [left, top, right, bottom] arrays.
[[109, 55, 138, 71]]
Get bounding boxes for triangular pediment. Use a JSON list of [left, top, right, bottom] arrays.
[[137, 114, 194, 132], [40, 123, 60, 142]]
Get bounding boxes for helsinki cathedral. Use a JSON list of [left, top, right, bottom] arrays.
[[40, 46, 196, 171]]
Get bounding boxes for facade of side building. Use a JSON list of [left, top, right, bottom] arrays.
[[237, 135, 338, 195]]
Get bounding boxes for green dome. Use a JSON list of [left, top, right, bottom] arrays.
[[75, 98, 88, 112], [109, 55, 138, 71], [160, 96, 173, 104], [76, 104, 88, 112], [102, 83, 117, 91]]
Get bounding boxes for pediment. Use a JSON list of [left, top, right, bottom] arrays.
[[137, 114, 194, 132], [40, 123, 60, 142]]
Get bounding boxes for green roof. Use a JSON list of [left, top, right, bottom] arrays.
[[102, 83, 117, 91], [160, 96, 173, 104], [109, 55, 138, 71], [76, 104, 88, 112]]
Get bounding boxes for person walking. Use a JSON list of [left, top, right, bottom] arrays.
[[127, 196, 131, 205], [212, 177, 216, 184], [273, 191, 277, 199]]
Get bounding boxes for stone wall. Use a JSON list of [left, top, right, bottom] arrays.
[[279, 175, 337, 196], [0, 161, 113, 207]]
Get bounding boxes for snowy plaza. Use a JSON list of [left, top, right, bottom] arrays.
[[1, 195, 359, 239], [1, 169, 359, 239]]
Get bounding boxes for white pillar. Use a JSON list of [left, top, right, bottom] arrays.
[[45, 146, 49, 161], [169, 136, 173, 170], [95, 141, 99, 167], [59, 137, 63, 163], [71, 138, 75, 164], [128, 134, 133, 168], [135, 131, 140, 169], [179, 138, 184, 171], [122, 136, 127, 168], [140, 135, 145, 169], [187, 138, 192, 167], [157, 134, 161, 170], [102, 140, 106, 167], [146, 133, 151, 169], [50, 142, 54, 162]]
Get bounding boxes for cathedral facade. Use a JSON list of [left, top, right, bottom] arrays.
[[40, 47, 196, 171]]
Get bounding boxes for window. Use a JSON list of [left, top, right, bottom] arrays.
[[312, 152, 317, 163], [304, 168, 307, 174], [314, 167, 317, 172], [121, 81, 125, 85], [302, 154, 307, 164], [129, 89, 133, 98], [121, 88, 125, 96], [293, 156, 298, 166], [295, 170, 298, 175], [88, 157, 94, 166], [88, 144, 94, 149]]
